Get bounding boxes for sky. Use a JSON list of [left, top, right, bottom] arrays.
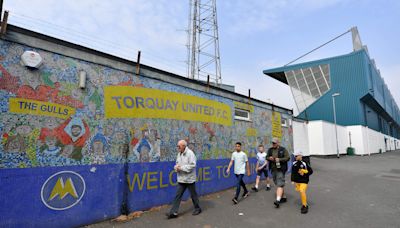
[[3, 0, 400, 114]]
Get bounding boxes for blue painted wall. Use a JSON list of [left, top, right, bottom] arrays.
[[0, 157, 296, 228], [126, 158, 263, 212], [0, 164, 125, 228]]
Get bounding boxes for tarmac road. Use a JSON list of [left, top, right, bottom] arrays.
[[87, 151, 400, 228]]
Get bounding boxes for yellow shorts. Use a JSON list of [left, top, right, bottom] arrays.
[[295, 183, 308, 192]]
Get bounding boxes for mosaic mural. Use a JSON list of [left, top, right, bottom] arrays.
[[0, 40, 293, 169]]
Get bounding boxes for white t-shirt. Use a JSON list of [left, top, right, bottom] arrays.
[[231, 151, 248, 174], [256, 152, 267, 167]]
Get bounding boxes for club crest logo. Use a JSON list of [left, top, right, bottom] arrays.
[[41, 171, 86, 210]]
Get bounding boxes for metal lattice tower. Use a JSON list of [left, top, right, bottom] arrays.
[[187, 0, 222, 85]]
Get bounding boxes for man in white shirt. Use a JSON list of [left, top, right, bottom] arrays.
[[227, 142, 250, 204], [166, 140, 201, 219], [252, 144, 271, 192]]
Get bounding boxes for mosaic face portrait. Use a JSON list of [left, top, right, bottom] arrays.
[[60, 144, 74, 158], [45, 136, 58, 148], [5, 135, 26, 153], [93, 140, 104, 155], [71, 125, 82, 138], [44, 118, 59, 129], [15, 125, 32, 136]]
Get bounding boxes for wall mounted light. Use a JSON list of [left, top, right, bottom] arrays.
[[79, 70, 87, 89], [21, 51, 42, 68]]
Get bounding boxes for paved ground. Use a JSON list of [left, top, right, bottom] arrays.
[[87, 151, 400, 228]]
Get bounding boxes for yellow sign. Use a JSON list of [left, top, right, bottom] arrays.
[[271, 111, 282, 139], [246, 128, 257, 137], [9, 98, 75, 119], [234, 101, 254, 112], [104, 86, 232, 126]]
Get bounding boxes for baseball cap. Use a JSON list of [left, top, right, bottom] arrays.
[[293, 150, 303, 156]]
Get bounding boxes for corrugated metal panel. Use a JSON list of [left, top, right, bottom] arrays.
[[264, 49, 400, 137], [297, 50, 368, 126], [367, 55, 400, 121]]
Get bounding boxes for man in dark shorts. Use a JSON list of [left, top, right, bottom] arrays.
[[267, 138, 290, 208], [251, 144, 271, 192]]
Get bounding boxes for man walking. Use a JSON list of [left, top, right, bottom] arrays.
[[227, 142, 250, 204], [166, 140, 201, 219], [267, 137, 290, 208]]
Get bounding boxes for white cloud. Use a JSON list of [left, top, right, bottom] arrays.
[[218, 0, 349, 36]]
